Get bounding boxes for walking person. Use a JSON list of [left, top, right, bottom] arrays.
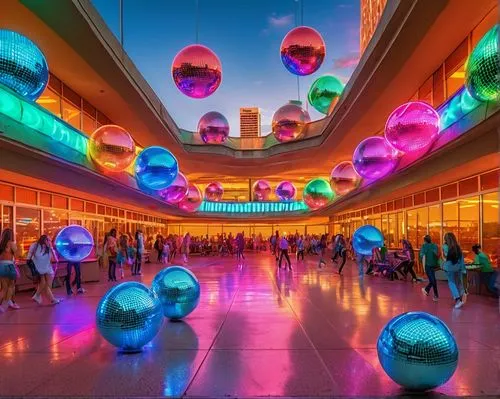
[[162, 238, 170, 265], [278, 234, 292, 270], [182, 233, 191, 264], [296, 235, 305, 261], [442, 232, 466, 309], [65, 260, 85, 296], [318, 234, 328, 268], [132, 230, 144, 276], [154, 235, 163, 263], [0, 228, 20, 312], [116, 234, 128, 279], [420, 235, 439, 301], [105, 229, 118, 282], [333, 234, 348, 275]]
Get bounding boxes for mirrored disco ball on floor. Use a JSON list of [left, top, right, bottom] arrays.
[[135, 146, 178, 191], [172, 44, 222, 99], [159, 172, 188, 204], [275, 181, 296, 201], [0, 30, 48, 101], [205, 181, 224, 201], [272, 103, 311, 142], [303, 178, 334, 210], [197, 111, 229, 144], [352, 225, 384, 256], [89, 125, 136, 172], [151, 266, 201, 320], [330, 161, 361, 196], [96, 282, 163, 352], [385, 102, 440, 153], [280, 26, 325, 76], [308, 75, 344, 114], [55, 225, 94, 262], [377, 312, 459, 391], [178, 184, 202, 212], [353, 136, 399, 180], [253, 179, 271, 201]]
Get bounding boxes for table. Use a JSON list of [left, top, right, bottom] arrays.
[[466, 264, 482, 295]]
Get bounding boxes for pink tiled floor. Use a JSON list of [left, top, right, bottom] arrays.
[[0, 253, 498, 398]]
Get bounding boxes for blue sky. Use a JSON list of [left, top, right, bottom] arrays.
[[92, 0, 360, 136]]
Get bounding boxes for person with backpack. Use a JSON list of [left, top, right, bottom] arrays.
[[420, 235, 440, 301], [442, 232, 466, 309]]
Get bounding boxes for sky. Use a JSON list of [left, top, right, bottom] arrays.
[[92, 0, 360, 136]]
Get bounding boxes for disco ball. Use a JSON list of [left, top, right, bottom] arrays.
[[385, 102, 440, 153], [377, 312, 459, 391], [197, 111, 230, 144], [178, 184, 202, 212], [151, 266, 201, 320], [96, 282, 163, 352], [303, 178, 334, 210], [275, 181, 297, 201], [205, 181, 224, 201], [272, 103, 311, 142], [54, 225, 94, 262], [308, 75, 344, 114], [89, 125, 136, 172], [465, 25, 499, 102], [0, 30, 48, 101], [171, 44, 222, 99], [158, 172, 188, 204], [352, 136, 399, 180], [352, 225, 384, 256], [280, 26, 326, 76], [253, 180, 272, 201], [135, 146, 178, 191], [330, 161, 361, 195]]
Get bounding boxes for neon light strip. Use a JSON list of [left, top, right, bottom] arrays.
[[199, 200, 309, 214]]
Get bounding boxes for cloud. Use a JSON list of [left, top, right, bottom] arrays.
[[332, 54, 360, 69], [268, 13, 294, 28]]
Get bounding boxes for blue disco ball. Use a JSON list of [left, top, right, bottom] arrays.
[[96, 282, 163, 352], [377, 312, 458, 391], [0, 30, 49, 101], [135, 146, 179, 191], [54, 225, 94, 262], [352, 224, 384, 256], [151, 266, 200, 320]]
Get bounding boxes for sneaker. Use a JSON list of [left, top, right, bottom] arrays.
[[32, 293, 42, 305], [421, 288, 429, 296], [51, 298, 63, 305], [433, 296, 439, 302], [77, 288, 86, 294], [462, 293, 467, 304], [7, 300, 20, 310], [454, 300, 464, 309]]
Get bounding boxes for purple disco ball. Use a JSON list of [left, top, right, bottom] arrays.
[[205, 181, 224, 202], [385, 101, 440, 153], [330, 161, 361, 195], [280, 26, 326, 76], [275, 181, 297, 201], [272, 103, 311, 142], [197, 111, 230, 144], [158, 172, 188, 204], [178, 184, 202, 213], [353, 136, 399, 180], [171, 44, 222, 99], [253, 180, 271, 201]]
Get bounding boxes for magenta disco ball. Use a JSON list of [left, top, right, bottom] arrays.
[[253, 180, 271, 201], [178, 184, 202, 213], [275, 181, 297, 201], [171, 44, 222, 99], [280, 26, 326, 76], [385, 101, 440, 153], [205, 181, 224, 202], [353, 136, 399, 180], [197, 111, 230, 144], [158, 172, 188, 204], [272, 103, 311, 142], [330, 161, 361, 195]]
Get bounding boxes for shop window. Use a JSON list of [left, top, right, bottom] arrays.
[[82, 112, 96, 135], [16, 207, 41, 257], [445, 39, 468, 98], [119, 209, 125, 218], [459, 177, 478, 196], [0, 184, 14, 202], [62, 99, 81, 130], [443, 201, 459, 237], [414, 192, 425, 206], [480, 169, 499, 191], [446, 63, 465, 98], [425, 188, 440, 203], [407, 210, 417, 247], [43, 209, 68, 241], [459, 197, 479, 260], [381, 214, 389, 242], [428, 204, 441, 247], [397, 212, 405, 244], [2, 206, 13, 230], [416, 207, 428, 247], [433, 65, 445, 107], [53, 195, 68, 209], [36, 87, 61, 118], [441, 183, 457, 200], [472, 7, 497, 46], [387, 213, 397, 247], [40, 192, 51, 207], [16, 188, 37, 205], [418, 76, 433, 104], [482, 192, 499, 267]]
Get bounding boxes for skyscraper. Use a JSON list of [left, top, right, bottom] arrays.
[[360, 0, 387, 54], [240, 107, 261, 138]]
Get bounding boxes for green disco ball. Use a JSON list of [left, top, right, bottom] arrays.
[[303, 178, 335, 210], [465, 24, 499, 102], [307, 75, 344, 114]]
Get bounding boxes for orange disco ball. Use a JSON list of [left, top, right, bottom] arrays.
[[89, 125, 136, 172], [272, 103, 311, 142]]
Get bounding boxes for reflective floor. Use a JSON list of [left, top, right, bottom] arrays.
[[1, 253, 499, 398]]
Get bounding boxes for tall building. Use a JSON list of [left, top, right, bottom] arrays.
[[360, 0, 387, 54], [239, 107, 261, 138]]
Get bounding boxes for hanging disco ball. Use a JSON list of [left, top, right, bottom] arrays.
[[253, 180, 272, 201], [385, 102, 440, 153], [197, 111, 230, 144], [54, 225, 94, 262], [352, 136, 399, 180], [330, 161, 361, 195], [465, 24, 499, 102], [158, 172, 189, 204], [204, 181, 224, 201], [275, 181, 297, 201], [308, 75, 344, 114], [0, 30, 49, 101], [352, 225, 384, 256], [89, 125, 136, 172], [171, 44, 222, 99], [135, 146, 178, 191], [151, 266, 201, 320], [280, 26, 326, 76], [378, 312, 459, 391], [303, 178, 334, 210], [272, 103, 311, 142], [178, 184, 202, 213]]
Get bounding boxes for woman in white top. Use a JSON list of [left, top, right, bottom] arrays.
[[28, 235, 61, 305]]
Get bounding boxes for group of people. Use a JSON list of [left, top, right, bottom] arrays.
[[102, 229, 145, 281]]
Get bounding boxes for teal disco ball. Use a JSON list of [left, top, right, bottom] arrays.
[[0, 30, 49, 101], [308, 75, 344, 114]]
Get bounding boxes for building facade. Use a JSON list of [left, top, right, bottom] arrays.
[[360, 0, 387, 54], [239, 107, 261, 138]]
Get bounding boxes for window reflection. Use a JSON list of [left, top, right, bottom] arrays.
[[416, 207, 428, 247], [16, 208, 40, 257], [443, 201, 459, 237], [36, 87, 61, 118], [43, 210, 68, 242], [446, 63, 465, 98], [2, 206, 13, 230], [459, 197, 479, 259], [428, 204, 441, 247], [406, 211, 417, 247], [482, 192, 499, 267], [62, 99, 81, 130]]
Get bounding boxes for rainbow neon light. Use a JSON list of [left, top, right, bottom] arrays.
[[199, 200, 308, 214]]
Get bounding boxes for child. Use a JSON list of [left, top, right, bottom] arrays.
[[116, 235, 128, 279], [162, 239, 170, 265]]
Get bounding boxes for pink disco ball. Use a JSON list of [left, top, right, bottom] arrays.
[[353, 136, 399, 180], [205, 181, 224, 202], [280, 26, 326, 76], [171, 44, 222, 99], [197, 111, 230, 144], [253, 180, 271, 201], [330, 161, 361, 196], [158, 172, 188, 204], [275, 181, 296, 201], [272, 103, 311, 142], [89, 125, 136, 172], [385, 101, 440, 153], [178, 184, 202, 213]]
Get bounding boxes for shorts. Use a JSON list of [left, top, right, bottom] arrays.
[[0, 262, 16, 280]]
